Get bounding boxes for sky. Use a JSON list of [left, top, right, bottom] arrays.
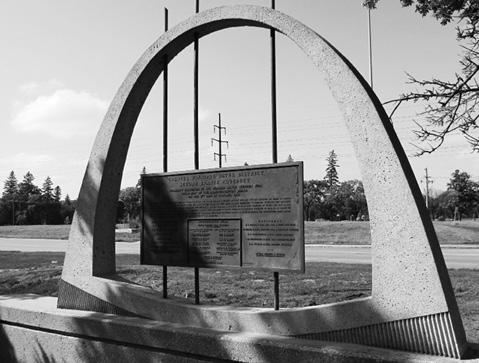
[[1, 0, 477, 200]]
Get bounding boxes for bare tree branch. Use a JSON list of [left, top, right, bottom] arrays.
[[371, 1, 479, 156]]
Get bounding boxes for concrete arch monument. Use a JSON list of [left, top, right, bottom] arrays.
[[58, 5, 467, 358]]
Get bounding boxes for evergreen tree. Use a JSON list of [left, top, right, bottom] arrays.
[[324, 150, 339, 190], [54, 186, 62, 203], [2, 171, 18, 200], [17, 172, 41, 224], [18, 171, 40, 203], [0, 171, 18, 225], [0, 171, 69, 225], [61, 194, 75, 224], [42, 176, 54, 203]]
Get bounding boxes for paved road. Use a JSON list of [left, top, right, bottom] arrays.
[[305, 245, 479, 269], [0, 238, 140, 254], [0, 238, 477, 269]]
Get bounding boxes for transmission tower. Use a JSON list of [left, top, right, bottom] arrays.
[[211, 113, 228, 168]]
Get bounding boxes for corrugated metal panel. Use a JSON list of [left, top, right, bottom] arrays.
[[293, 312, 460, 359], [57, 279, 146, 319]]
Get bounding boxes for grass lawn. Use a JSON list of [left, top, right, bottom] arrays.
[[305, 221, 371, 244], [305, 220, 479, 245], [0, 251, 477, 344], [1, 220, 478, 244], [0, 224, 138, 242], [433, 220, 479, 244], [0, 225, 71, 240]]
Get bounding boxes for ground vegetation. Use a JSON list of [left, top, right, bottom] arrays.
[[0, 251, 477, 343]]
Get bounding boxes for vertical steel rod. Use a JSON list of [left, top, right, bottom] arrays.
[[368, 8, 373, 90], [163, 266, 168, 299], [194, 44, 199, 169], [194, 267, 200, 304], [271, 0, 280, 311], [194, 0, 200, 171], [162, 7, 169, 299], [194, 0, 200, 305], [163, 7, 169, 173], [271, 0, 278, 165], [274, 273, 280, 311]]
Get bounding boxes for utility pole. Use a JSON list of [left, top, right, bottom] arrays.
[[423, 168, 434, 210], [211, 113, 228, 168]]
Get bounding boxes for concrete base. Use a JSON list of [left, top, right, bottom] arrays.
[[1, 295, 478, 363]]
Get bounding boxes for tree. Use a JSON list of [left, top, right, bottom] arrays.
[[54, 186, 62, 203], [2, 171, 18, 200], [36, 176, 63, 224], [435, 189, 459, 220], [18, 171, 40, 203], [364, 0, 479, 154], [61, 194, 75, 224], [446, 169, 478, 218], [42, 176, 54, 203], [303, 180, 328, 221], [425, 188, 443, 219], [0, 201, 12, 225], [119, 187, 141, 225], [335, 180, 369, 220], [324, 150, 339, 190], [0, 171, 68, 225], [117, 200, 125, 223], [15, 172, 64, 225], [16, 172, 41, 224], [1, 171, 19, 225]]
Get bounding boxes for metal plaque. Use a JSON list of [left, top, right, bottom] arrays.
[[141, 162, 304, 272]]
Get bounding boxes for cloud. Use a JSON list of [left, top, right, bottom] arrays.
[[199, 107, 214, 123], [177, 106, 215, 126], [12, 152, 53, 164], [11, 89, 108, 139], [18, 79, 64, 95]]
